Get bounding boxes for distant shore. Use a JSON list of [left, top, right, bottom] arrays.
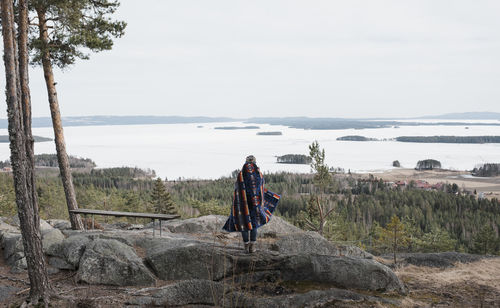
[[353, 168, 500, 199]]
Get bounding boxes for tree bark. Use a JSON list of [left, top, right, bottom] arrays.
[[36, 8, 84, 230], [393, 228, 397, 265], [1, 0, 51, 303]]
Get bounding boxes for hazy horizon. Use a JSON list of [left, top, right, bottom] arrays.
[[1, 111, 500, 122]]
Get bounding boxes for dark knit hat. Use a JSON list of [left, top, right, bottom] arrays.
[[245, 155, 256, 163]]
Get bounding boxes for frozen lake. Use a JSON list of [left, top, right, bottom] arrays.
[[1, 121, 500, 179]]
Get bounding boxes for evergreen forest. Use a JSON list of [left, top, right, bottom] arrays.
[[1, 161, 499, 255]]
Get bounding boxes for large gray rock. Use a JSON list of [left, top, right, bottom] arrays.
[[163, 215, 225, 233], [46, 234, 91, 268], [10, 257, 27, 273], [41, 228, 65, 254], [48, 256, 74, 270], [223, 251, 404, 293], [127, 279, 224, 306], [145, 236, 404, 293], [2, 228, 65, 260], [280, 254, 405, 293], [146, 243, 231, 281], [1, 233, 23, 266], [77, 238, 155, 286], [46, 219, 72, 230], [8, 215, 53, 231], [2, 229, 65, 272], [0, 217, 19, 235], [162, 215, 301, 237], [258, 216, 303, 237], [128, 279, 399, 307], [268, 231, 373, 259], [135, 234, 202, 256], [237, 288, 399, 308], [81, 232, 136, 246]]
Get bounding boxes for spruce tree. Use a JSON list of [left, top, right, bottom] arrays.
[[472, 225, 498, 255], [151, 178, 176, 215]]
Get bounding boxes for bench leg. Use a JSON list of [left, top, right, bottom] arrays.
[[160, 220, 162, 237], [152, 219, 155, 237], [92, 215, 95, 230]]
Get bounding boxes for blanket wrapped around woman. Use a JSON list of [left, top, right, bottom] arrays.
[[223, 162, 280, 232]]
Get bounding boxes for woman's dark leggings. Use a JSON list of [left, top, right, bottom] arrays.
[[241, 228, 257, 242]]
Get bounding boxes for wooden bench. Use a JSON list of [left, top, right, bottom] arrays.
[[69, 209, 180, 236]]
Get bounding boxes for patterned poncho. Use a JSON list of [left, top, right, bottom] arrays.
[[223, 162, 280, 232]]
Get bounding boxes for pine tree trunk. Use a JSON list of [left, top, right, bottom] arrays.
[[393, 228, 397, 264], [1, 0, 51, 303], [36, 8, 84, 230]]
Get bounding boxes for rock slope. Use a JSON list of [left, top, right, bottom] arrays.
[[0, 215, 405, 306]]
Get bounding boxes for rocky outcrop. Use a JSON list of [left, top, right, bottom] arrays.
[[46, 234, 91, 269], [128, 279, 224, 306], [41, 229, 65, 254], [77, 239, 155, 286], [258, 216, 303, 237], [46, 219, 72, 230], [267, 231, 373, 259], [280, 254, 404, 292], [7, 215, 53, 231], [1, 233, 24, 266], [1, 227, 65, 273], [161, 215, 302, 237], [145, 240, 404, 293], [162, 215, 224, 233], [1, 215, 406, 306], [127, 279, 399, 307], [0, 218, 19, 234], [146, 243, 232, 281]]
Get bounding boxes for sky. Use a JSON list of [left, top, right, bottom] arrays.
[[1, 0, 500, 119]]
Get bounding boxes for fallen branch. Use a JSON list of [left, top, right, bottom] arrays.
[[16, 287, 30, 295], [0, 273, 29, 285]]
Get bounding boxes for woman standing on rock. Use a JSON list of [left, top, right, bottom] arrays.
[[223, 155, 280, 253]]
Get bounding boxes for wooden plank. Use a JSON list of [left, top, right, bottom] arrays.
[[69, 209, 180, 220]]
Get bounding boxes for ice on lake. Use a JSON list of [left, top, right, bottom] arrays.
[[1, 121, 500, 180]]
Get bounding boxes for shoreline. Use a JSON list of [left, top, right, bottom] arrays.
[[354, 168, 500, 199]]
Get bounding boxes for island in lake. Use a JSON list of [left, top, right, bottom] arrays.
[[257, 131, 282, 136], [276, 154, 312, 164], [336, 135, 378, 141], [0, 135, 52, 143], [214, 126, 260, 130]]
